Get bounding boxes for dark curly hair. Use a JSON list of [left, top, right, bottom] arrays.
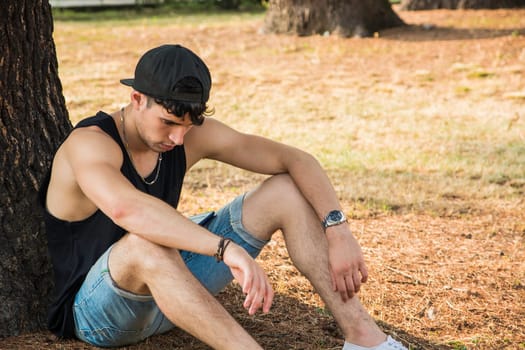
[[146, 77, 214, 126]]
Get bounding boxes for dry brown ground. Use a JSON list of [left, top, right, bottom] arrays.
[[2, 6, 525, 350]]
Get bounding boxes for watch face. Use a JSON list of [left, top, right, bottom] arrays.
[[327, 210, 343, 223], [323, 210, 346, 229]]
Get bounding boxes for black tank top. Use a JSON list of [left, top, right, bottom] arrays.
[[40, 111, 186, 338]]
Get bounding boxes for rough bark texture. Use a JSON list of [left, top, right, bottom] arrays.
[[263, 0, 405, 37], [400, 0, 525, 10], [0, 0, 71, 338]]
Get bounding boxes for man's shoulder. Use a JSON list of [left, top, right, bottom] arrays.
[[70, 111, 117, 142], [68, 123, 113, 143], [75, 111, 113, 128], [190, 117, 232, 136], [64, 123, 120, 161]]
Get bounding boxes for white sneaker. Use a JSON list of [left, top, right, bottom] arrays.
[[375, 336, 407, 350], [343, 336, 407, 350]]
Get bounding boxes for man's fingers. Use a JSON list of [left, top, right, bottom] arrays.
[[262, 286, 274, 313], [360, 262, 369, 283], [332, 263, 369, 301], [243, 270, 273, 315], [247, 295, 261, 315], [329, 266, 337, 292], [246, 277, 263, 315], [261, 275, 274, 314], [352, 270, 361, 293], [246, 288, 272, 315], [343, 275, 355, 300], [243, 280, 257, 310], [335, 277, 348, 301]]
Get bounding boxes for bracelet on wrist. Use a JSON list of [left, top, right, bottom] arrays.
[[214, 237, 232, 262]]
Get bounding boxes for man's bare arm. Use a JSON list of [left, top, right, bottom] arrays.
[[47, 125, 274, 313], [185, 118, 368, 300]]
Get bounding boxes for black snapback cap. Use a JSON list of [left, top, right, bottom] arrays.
[[120, 44, 211, 103]]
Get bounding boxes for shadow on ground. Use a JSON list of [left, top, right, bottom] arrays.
[[1, 285, 450, 350], [381, 24, 524, 41]]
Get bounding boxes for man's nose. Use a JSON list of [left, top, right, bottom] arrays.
[[169, 127, 187, 145]]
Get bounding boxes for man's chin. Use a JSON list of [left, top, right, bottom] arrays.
[[158, 144, 176, 152]]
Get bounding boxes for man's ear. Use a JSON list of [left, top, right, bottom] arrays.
[[130, 90, 148, 110]]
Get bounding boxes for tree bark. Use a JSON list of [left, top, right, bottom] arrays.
[[0, 0, 71, 337], [263, 0, 405, 38], [400, 0, 525, 10]]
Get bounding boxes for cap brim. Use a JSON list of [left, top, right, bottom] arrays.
[[120, 78, 134, 87]]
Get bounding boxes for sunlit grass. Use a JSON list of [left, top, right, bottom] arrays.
[[53, 8, 525, 216]]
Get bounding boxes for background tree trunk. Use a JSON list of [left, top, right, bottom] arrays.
[[0, 0, 71, 338], [400, 0, 525, 10], [263, 0, 405, 38]]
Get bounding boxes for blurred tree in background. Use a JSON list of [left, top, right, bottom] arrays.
[[263, 0, 405, 37], [400, 0, 525, 10]]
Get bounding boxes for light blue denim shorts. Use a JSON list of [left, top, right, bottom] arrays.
[[73, 193, 268, 347]]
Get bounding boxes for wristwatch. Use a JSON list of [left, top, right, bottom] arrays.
[[322, 210, 347, 230]]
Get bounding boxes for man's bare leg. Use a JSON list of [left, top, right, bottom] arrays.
[[242, 174, 388, 347], [108, 233, 262, 350]]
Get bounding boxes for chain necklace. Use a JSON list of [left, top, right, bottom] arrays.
[[120, 107, 163, 185]]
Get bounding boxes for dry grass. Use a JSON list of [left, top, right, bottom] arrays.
[[3, 5, 525, 350]]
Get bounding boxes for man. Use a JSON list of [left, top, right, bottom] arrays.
[[41, 44, 406, 350]]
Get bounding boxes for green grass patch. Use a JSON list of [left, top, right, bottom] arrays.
[[454, 86, 471, 95], [52, 0, 266, 22], [448, 340, 468, 350], [467, 70, 495, 79]]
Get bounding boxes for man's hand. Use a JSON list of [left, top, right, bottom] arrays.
[[223, 243, 274, 315], [326, 225, 368, 302]]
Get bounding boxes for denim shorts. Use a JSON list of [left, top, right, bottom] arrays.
[[73, 193, 268, 347]]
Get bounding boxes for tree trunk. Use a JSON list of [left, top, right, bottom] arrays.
[[263, 0, 405, 38], [0, 0, 71, 338], [400, 0, 525, 10]]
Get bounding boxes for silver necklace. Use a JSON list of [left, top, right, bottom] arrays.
[[120, 107, 163, 185]]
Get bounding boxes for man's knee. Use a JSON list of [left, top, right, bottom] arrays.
[[120, 233, 183, 268], [263, 174, 308, 208], [108, 233, 185, 293], [243, 174, 311, 235]]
